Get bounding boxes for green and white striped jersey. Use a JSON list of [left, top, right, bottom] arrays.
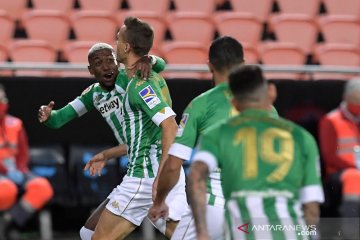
[[122, 71, 175, 178], [169, 82, 278, 207], [194, 109, 324, 240]]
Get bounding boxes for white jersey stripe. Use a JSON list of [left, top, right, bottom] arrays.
[[124, 93, 136, 176], [294, 201, 306, 240], [149, 144, 159, 176], [227, 200, 246, 240], [246, 196, 272, 240], [69, 99, 88, 116], [275, 197, 297, 240]]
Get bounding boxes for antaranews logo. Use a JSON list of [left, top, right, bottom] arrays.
[[238, 223, 317, 237]]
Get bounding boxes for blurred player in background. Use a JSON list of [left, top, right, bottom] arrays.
[[0, 84, 53, 240], [37, 42, 165, 240], [189, 65, 324, 240], [149, 36, 252, 239], [90, 16, 187, 240]]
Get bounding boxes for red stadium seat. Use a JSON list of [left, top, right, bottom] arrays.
[[127, 0, 170, 14], [32, 0, 74, 13], [72, 10, 118, 45], [215, 12, 262, 46], [162, 41, 208, 79], [318, 15, 360, 46], [229, 0, 273, 22], [0, 0, 27, 20], [122, 11, 167, 46], [0, 44, 11, 76], [323, 0, 360, 18], [260, 42, 307, 79], [269, 14, 318, 54], [243, 43, 259, 64], [77, 0, 120, 11], [22, 10, 71, 51], [0, 10, 15, 46], [276, 0, 321, 18], [167, 12, 215, 46], [172, 0, 216, 14], [313, 43, 360, 80], [9, 40, 57, 76]]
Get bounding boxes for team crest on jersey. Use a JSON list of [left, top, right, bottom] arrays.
[[139, 86, 161, 109], [176, 113, 189, 137]]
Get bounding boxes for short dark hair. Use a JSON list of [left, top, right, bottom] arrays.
[[88, 42, 114, 62], [229, 65, 266, 102], [209, 36, 244, 72], [124, 16, 154, 56]]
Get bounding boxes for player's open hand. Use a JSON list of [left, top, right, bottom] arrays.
[[38, 101, 55, 123], [83, 152, 106, 176], [130, 55, 152, 80], [148, 202, 169, 222]]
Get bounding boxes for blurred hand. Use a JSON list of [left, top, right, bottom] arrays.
[[38, 101, 55, 123], [130, 55, 152, 80], [83, 152, 106, 176], [148, 202, 169, 222]]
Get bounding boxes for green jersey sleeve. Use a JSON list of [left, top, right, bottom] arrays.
[[299, 130, 324, 203], [192, 125, 222, 171], [44, 104, 78, 129], [151, 55, 166, 73], [128, 73, 175, 126]]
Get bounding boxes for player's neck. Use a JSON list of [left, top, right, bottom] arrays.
[[213, 71, 228, 86], [124, 55, 141, 78]]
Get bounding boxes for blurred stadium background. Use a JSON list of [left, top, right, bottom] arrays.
[[1, 0, 360, 239]]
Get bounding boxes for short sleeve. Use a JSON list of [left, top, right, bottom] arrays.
[[192, 126, 222, 172], [299, 131, 325, 203]]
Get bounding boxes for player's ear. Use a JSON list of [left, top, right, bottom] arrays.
[[231, 97, 241, 112], [267, 83, 277, 104], [88, 65, 94, 75], [207, 61, 214, 73]]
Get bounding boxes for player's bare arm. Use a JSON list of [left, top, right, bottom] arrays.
[[303, 202, 320, 226], [84, 144, 127, 176], [38, 101, 55, 123], [188, 161, 210, 240]]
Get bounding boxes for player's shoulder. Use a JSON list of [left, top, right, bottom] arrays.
[[277, 116, 315, 140], [192, 83, 227, 105], [81, 83, 100, 96]]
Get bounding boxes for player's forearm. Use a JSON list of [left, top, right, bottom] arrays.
[[189, 162, 209, 237], [44, 104, 78, 129], [102, 144, 127, 160], [154, 156, 183, 204], [158, 117, 178, 176], [151, 55, 166, 73], [303, 202, 320, 226]]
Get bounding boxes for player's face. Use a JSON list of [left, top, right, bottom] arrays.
[[88, 49, 119, 91], [116, 26, 128, 64]]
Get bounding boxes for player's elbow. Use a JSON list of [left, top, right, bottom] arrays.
[[161, 117, 178, 134]]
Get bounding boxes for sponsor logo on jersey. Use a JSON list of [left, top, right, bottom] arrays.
[[176, 113, 189, 137], [97, 95, 121, 118], [139, 86, 161, 109]]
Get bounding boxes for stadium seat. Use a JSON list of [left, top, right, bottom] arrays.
[[123, 11, 167, 46], [127, 0, 170, 14], [29, 145, 75, 206], [229, 0, 273, 22], [172, 0, 216, 14], [318, 15, 360, 46], [0, 44, 7, 62], [162, 41, 208, 79], [276, 0, 321, 18], [72, 10, 118, 44], [269, 14, 318, 54], [313, 43, 360, 80], [260, 42, 307, 79], [22, 10, 71, 51], [32, 0, 74, 14], [167, 12, 215, 46], [0, 10, 15, 46], [77, 0, 120, 11], [323, 0, 360, 18], [68, 145, 122, 207], [9, 40, 58, 76], [215, 12, 262, 46], [0, 0, 27, 20], [243, 43, 259, 64]]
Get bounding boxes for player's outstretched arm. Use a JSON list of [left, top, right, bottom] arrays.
[[188, 161, 210, 240], [84, 144, 127, 176]]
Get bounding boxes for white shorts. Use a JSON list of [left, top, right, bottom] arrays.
[[106, 167, 187, 227], [171, 204, 225, 240]]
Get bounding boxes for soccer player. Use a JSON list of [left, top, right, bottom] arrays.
[[90, 17, 186, 240], [189, 65, 324, 240], [37, 43, 166, 240], [149, 36, 277, 239]]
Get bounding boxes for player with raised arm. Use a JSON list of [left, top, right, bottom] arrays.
[[190, 65, 324, 240], [37, 42, 166, 240], [90, 17, 187, 240]]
